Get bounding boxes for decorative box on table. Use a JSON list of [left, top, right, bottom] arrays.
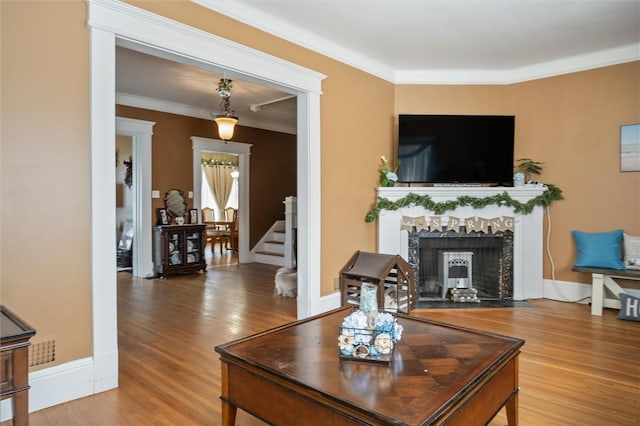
[[340, 251, 415, 314], [338, 310, 403, 364]]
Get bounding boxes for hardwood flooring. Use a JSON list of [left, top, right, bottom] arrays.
[[7, 255, 640, 425]]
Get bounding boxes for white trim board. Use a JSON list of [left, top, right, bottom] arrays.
[[116, 117, 155, 279], [543, 278, 640, 304], [1, 358, 94, 422], [191, 137, 252, 263]]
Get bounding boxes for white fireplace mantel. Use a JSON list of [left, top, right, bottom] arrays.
[[376, 186, 546, 300]]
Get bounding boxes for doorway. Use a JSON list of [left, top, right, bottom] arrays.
[[200, 150, 240, 266], [115, 116, 155, 278], [89, 0, 324, 395], [115, 135, 133, 271]]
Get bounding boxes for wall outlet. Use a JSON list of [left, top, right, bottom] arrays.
[[188, 191, 193, 199], [151, 190, 160, 198]]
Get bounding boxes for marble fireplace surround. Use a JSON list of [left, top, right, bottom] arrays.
[[376, 186, 546, 301]]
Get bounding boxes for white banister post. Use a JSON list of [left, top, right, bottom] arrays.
[[284, 196, 297, 269]]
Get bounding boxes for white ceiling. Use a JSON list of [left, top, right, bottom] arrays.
[[116, 47, 298, 134], [198, 0, 639, 83], [116, 0, 640, 133]]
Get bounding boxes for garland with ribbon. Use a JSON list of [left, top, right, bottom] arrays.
[[365, 184, 563, 222]]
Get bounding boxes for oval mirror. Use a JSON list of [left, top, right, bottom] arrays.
[[164, 189, 187, 219]]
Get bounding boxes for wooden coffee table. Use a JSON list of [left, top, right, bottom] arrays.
[[216, 307, 523, 425]]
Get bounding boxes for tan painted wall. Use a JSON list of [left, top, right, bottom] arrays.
[[508, 63, 640, 282], [1, 1, 92, 366], [1, 0, 638, 373]]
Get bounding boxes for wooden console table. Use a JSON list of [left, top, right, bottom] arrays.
[[1, 305, 36, 426], [216, 306, 524, 425]]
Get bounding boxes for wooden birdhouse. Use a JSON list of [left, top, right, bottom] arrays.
[[340, 251, 416, 314]]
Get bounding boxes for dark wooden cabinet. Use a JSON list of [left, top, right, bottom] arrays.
[[153, 225, 206, 277], [1, 305, 36, 426]]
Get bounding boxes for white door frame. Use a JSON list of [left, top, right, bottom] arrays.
[[192, 137, 251, 263], [116, 117, 155, 278], [87, 0, 325, 394]]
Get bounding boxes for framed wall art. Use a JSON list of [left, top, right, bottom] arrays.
[[157, 208, 170, 225], [620, 124, 640, 172], [189, 209, 199, 224]]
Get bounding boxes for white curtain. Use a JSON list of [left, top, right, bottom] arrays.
[[202, 164, 234, 220], [201, 167, 217, 210], [225, 172, 239, 210]]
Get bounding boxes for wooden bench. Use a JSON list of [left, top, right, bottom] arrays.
[[572, 266, 640, 315]]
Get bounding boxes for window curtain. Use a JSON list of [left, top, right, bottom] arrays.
[[225, 173, 239, 210], [202, 164, 234, 220], [201, 167, 217, 210]]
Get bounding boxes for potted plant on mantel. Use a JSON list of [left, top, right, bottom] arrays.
[[515, 158, 544, 184]]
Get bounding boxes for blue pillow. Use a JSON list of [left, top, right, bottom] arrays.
[[572, 229, 625, 270]]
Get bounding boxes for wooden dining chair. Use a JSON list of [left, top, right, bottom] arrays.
[[222, 208, 238, 251], [202, 207, 225, 253]]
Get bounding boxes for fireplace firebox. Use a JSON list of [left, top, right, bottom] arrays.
[[407, 228, 514, 302]]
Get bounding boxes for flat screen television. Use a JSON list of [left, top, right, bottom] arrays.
[[397, 114, 515, 186]]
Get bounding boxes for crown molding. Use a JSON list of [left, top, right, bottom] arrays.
[[89, 0, 325, 94], [116, 92, 296, 135], [395, 44, 640, 85], [192, 0, 396, 83], [193, 0, 639, 85]]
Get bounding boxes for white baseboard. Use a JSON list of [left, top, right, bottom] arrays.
[[543, 278, 640, 304], [543, 279, 593, 303], [316, 282, 604, 314], [311, 291, 341, 316], [0, 356, 115, 422], [93, 348, 119, 393]]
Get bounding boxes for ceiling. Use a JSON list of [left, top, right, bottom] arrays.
[[116, 0, 639, 134], [116, 47, 298, 134]]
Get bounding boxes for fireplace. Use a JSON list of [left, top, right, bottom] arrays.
[[376, 186, 546, 301], [407, 228, 514, 302]]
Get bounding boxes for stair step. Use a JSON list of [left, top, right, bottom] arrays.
[[270, 232, 285, 243], [256, 250, 284, 257], [263, 241, 284, 254]]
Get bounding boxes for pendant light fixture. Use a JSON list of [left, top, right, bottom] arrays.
[[212, 77, 238, 141]]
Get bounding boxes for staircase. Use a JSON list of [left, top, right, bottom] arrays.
[[253, 221, 286, 266], [252, 196, 297, 268]]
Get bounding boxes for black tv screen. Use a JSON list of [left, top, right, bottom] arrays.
[[397, 114, 515, 186]]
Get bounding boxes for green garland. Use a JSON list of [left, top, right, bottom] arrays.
[[201, 158, 238, 167], [365, 184, 563, 222]]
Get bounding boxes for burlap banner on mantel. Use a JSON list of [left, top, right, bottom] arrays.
[[400, 216, 514, 234]]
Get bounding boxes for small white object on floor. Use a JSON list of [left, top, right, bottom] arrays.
[[275, 267, 297, 298]]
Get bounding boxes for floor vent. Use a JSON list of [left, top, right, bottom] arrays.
[[30, 339, 56, 367]]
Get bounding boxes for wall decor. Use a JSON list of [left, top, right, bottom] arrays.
[[620, 124, 640, 172], [164, 189, 187, 218], [157, 208, 169, 225], [124, 156, 133, 188], [189, 209, 198, 224]]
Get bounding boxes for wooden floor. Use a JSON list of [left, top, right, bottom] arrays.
[[9, 253, 640, 425]]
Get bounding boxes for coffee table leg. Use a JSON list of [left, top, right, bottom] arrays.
[[220, 362, 237, 426], [221, 399, 237, 426], [505, 392, 518, 426]]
